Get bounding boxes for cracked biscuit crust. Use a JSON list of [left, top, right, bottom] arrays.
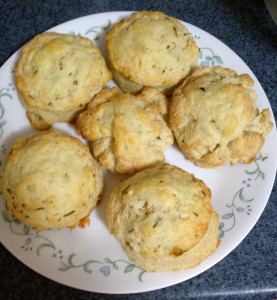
[[106, 11, 199, 94], [169, 66, 273, 168], [1, 130, 104, 231], [106, 163, 220, 271], [15, 32, 111, 130], [76, 87, 174, 174]]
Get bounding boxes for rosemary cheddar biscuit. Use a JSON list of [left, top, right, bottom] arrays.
[[76, 87, 173, 174], [15, 32, 111, 130], [1, 130, 104, 231], [169, 66, 273, 168], [106, 163, 220, 272], [106, 11, 199, 94]]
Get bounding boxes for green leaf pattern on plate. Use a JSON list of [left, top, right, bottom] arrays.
[[0, 87, 12, 136], [1, 208, 147, 281], [218, 153, 266, 239], [58, 253, 102, 273], [68, 19, 112, 40], [199, 47, 223, 67]]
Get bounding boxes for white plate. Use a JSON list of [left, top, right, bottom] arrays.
[[0, 11, 276, 294]]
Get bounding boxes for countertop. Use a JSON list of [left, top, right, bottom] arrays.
[[0, 0, 276, 299]]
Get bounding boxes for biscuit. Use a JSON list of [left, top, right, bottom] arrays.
[[106, 11, 199, 94], [106, 163, 220, 272], [1, 130, 104, 231], [76, 87, 174, 174], [169, 66, 273, 168], [15, 32, 112, 130]]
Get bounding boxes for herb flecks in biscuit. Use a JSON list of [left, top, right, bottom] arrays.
[[169, 66, 273, 168], [76, 87, 174, 174], [15, 32, 112, 130], [106, 11, 199, 94], [1, 130, 104, 231], [106, 163, 220, 271]]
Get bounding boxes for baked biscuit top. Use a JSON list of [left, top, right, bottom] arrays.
[[15, 32, 111, 116], [1, 130, 104, 231], [106, 11, 199, 91], [170, 66, 273, 167], [76, 87, 174, 174], [106, 163, 220, 271]]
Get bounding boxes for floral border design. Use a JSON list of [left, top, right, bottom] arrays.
[[1, 207, 146, 281], [199, 47, 223, 67], [0, 86, 13, 139], [68, 19, 112, 40], [218, 153, 267, 239], [194, 33, 224, 66]]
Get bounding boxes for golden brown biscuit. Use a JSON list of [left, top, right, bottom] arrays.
[[76, 87, 174, 174], [106, 11, 199, 94], [106, 163, 220, 272], [15, 32, 112, 130], [169, 66, 273, 168], [1, 130, 103, 231]]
